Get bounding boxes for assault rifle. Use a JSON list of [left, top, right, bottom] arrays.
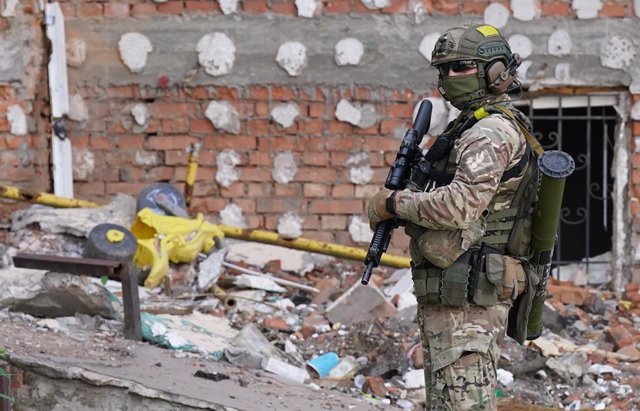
[[361, 100, 433, 285]]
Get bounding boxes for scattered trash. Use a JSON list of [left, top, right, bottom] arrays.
[[306, 351, 340, 378], [194, 370, 230, 382]]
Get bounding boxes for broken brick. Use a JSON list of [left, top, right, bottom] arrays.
[[301, 314, 330, 339], [547, 284, 590, 306], [607, 325, 634, 350], [363, 375, 387, 398], [263, 317, 291, 332]]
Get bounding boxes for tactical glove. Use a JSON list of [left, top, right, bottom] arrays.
[[367, 189, 396, 230]]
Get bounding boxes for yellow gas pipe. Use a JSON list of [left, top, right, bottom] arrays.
[[0, 184, 411, 269]]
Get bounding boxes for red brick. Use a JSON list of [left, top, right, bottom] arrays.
[[309, 200, 363, 214], [255, 102, 269, 117], [190, 118, 215, 134], [271, 86, 297, 100], [248, 119, 269, 135], [107, 86, 136, 99], [220, 182, 245, 197], [147, 135, 199, 150], [461, 0, 487, 13], [238, 167, 275, 182], [599, 1, 626, 16], [106, 182, 149, 196], [274, 184, 301, 196], [248, 85, 269, 100], [301, 314, 330, 338], [353, 0, 379, 12], [432, 0, 458, 14], [104, 2, 130, 17], [185, 1, 216, 13], [188, 86, 210, 100], [363, 376, 387, 398], [78, 3, 103, 17], [90, 136, 115, 150], [547, 284, 590, 306], [607, 325, 634, 350], [327, 121, 353, 134], [296, 168, 338, 182], [131, 3, 157, 17], [158, 1, 184, 15], [303, 119, 323, 135], [256, 198, 303, 213], [303, 183, 330, 197], [203, 198, 228, 212], [203, 136, 257, 150], [263, 317, 291, 331], [214, 87, 240, 100], [325, 0, 351, 12], [247, 183, 273, 197], [332, 184, 354, 198], [162, 118, 189, 134], [543, 3, 571, 18], [59, 3, 77, 19], [308, 103, 325, 118], [301, 152, 329, 166], [271, 0, 296, 14]]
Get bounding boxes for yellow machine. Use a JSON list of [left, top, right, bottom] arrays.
[[131, 208, 225, 288]]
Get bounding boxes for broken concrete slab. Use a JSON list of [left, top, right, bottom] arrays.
[[9, 271, 115, 319], [197, 249, 226, 291], [326, 282, 395, 325], [11, 194, 136, 238], [225, 240, 333, 275]]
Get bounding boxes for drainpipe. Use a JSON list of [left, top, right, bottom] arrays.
[[45, 2, 74, 198]]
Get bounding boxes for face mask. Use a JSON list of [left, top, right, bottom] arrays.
[[441, 74, 484, 109]]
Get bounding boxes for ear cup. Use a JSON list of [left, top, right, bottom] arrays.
[[486, 60, 507, 85], [486, 60, 513, 94]]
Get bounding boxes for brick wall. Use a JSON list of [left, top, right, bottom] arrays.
[[1, 0, 639, 258]]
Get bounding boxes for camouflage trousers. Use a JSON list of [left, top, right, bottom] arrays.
[[416, 302, 510, 411]]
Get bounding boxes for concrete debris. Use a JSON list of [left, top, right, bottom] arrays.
[[270, 103, 300, 128], [600, 35, 635, 70], [548, 29, 572, 57], [68, 94, 89, 123], [508, 34, 533, 59], [219, 203, 246, 227], [218, 0, 238, 14], [11, 194, 136, 237], [134, 150, 159, 166], [6, 218, 640, 410], [205, 101, 240, 134], [66, 38, 87, 68], [118, 32, 153, 74], [261, 356, 308, 384], [277, 212, 303, 240], [234, 274, 288, 293], [410, 0, 427, 23], [334, 38, 364, 66], [484, 3, 510, 28], [197, 248, 226, 291], [7, 104, 27, 136], [572, 0, 603, 19], [216, 149, 241, 187], [272, 151, 298, 184], [418, 33, 440, 63], [511, 0, 539, 21], [335, 99, 378, 129], [275, 41, 307, 77], [295, 0, 319, 18], [196, 33, 236, 77], [326, 282, 395, 325], [346, 152, 373, 185], [497, 368, 514, 386], [11, 272, 115, 319]]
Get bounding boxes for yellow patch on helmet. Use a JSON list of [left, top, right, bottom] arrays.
[[476, 25, 499, 37]]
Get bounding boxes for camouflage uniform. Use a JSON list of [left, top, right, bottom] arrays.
[[395, 111, 527, 410], [367, 23, 530, 410]]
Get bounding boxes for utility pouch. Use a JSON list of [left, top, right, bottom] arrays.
[[470, 244, 503, 306], [501, 256, 527, 300], [412, 252, 471, 307]]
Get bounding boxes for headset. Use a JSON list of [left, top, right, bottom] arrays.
[[485, 53, 522, 95]]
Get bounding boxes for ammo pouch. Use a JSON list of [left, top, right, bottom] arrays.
[[470, 244, 527, 306], [412, 252, 472, 307]]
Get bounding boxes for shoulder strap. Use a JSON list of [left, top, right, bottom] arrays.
[[490, 105, 544, 156]]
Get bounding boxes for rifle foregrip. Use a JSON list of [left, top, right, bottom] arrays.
[[361, 220, 394, 284]]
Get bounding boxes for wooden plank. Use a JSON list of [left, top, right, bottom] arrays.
[[12, 254, 121, 279], [120, 263, 142, 341]]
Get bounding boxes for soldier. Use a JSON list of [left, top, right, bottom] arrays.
[[368, 23, 539, 410]]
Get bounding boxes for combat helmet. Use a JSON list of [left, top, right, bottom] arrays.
[[431, 23, 521, 110]]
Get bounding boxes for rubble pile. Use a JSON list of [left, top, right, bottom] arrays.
[[1, 203, 640, 409]]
